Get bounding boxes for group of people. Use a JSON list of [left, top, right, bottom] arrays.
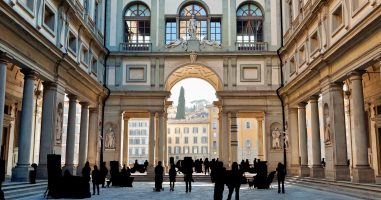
[[81, 161, 109, 195]]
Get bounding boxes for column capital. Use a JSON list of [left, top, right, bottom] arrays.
[[21, 69, 38, 80], [309, 95, 319, 102], [0, 52, 13, 63], [42, 81, 57, 89], [348, 70, 366, 80], [298, 102, 308, 108], [230, 112, 237, 118], [67, 94, 77, 101], [79, 102, 89, 107]]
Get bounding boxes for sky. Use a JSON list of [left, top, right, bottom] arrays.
[[169, 78, 218, 106]]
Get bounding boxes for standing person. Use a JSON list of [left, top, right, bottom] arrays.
[[100, 162, 108, 188], [213, 161, 226, 200], [184, 165, 193, 193], [204, 158, 210, 175], [226, 162, 243, 200], [82, 161, 91, 183], [154, 161, 164, 192], [169, 164, 177, 191], [144, 160, 149, 172], [92, 165, 101, 195], [276, 162, 286, 194]]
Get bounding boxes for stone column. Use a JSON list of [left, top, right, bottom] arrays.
[[0, 55, 10, 156], [12, 69, 37, 181], [158, 112, 164, 163], [148, 112, 155, 167], [63, 94, 77, 175], [87, 108, 98, 166], [37, 82, 57, 179], [309, 95, 324, 178], [289, 107, 300, 175], [77, 102, 89, 174], [298, 102, 309, 177], [220, 112, 229, 167], [230, 112, 238, 164], [163, 112, 168, 168], [257, 118, 264, 160], [322, 83, 350, 181], [349, 71, 375, 183], [123, 116, 130, 165]]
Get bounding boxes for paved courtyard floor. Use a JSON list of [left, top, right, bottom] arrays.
[[25, 181, 360, 200]]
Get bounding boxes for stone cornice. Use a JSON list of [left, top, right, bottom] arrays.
[[109, 51, 279, 57]]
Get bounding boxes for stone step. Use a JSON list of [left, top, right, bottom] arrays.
[[3, 181, 48, 200], [287, 177, 381, 200], [131, 174, 212, 182]]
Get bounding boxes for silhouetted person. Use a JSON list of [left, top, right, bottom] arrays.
[[144, 160, 149, 171], [155, 161, 164, 191], [30, 163, 37, 184], [184, 165, 193, 193], [92, 165, 101, 195], [64, 169, 72, 177], [226, 162, 242, 200], [169, 164, 177, 191], [82, 162, 91, 183], [276, 162, 286, 194], [347, 159, 350, 166], [321, 158, 326, 167], [204, 158, 210, 175], [213, 161, 226, 200], [100, 162, 108, 188]]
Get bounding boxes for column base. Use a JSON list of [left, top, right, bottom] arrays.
[[299, 165, 310, 177], [310, 165, 325, 178], [146, 166, 155, 175], [325, 165, 350, 181], [36, 164, 48, 179], [11, 164, 32, 182], [352, 165, 375, 183], [62, 164, 77, 176], [288, 164, 300, 176]]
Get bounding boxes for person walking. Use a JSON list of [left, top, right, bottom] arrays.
[[204, 158, 210, 175], [100, 162, 108, 188], [169, 164, 177, 191], [226, 162, 243, 200], [92, 165, 101, 195], [154, 161, 164, 192], [276, 162, 286, 194], [184, 166, 193, 193], [213, 161, 226, 200]]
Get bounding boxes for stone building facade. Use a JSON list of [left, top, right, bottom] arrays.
[[279, 0, 381, 183], [104, 0, 283, 171], [0, 0, 107, 181]]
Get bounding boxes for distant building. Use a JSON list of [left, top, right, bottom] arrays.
[[128, 119, 149, 165]]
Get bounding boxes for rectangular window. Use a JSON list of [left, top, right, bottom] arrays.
[[202, 146, 208, 154], [298, 45, 305, 65], [43, 4, 55, 32], [213, 141, 217, 148], [212, 122, 217, 129], [165, 19, 177, 44], [203, 127, 207, 134], [193, 127, 198, 133], [91, 58, 98, 75], [168, 146, 172, 154], [332, 4, 343, 34], [81, 46, 89, 65], [210, 18, 221, 42], [20, 0, 35, 12], [94, 1, 99, 28], [125, 20, 150, 43], [167, 128, 171, 134], [175, 128, 180, 134], [236, 20, 263, 42], [192, 146, 198, 154], [168, 137, 172, 144], [175, 137, 179, 144], [201, 136, 208, 144], [184, 137, 188, 144], [68, 32, 77, 54], [245, 121, 251, 129], [184, 127, 189, 134], [309, 31, 319, 54], [193, 137, 198, 144], [141, 138, 146, 145]]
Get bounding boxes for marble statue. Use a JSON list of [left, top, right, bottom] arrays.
[[272, 128, 281, 149], [188, 15, 197, 39], [55, 103, 63, 144], [105, 127, 116, 149], [165, 38, 187, 48]]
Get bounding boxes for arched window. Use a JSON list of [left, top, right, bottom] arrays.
[[236, 3, 263, 43], [179, 3, 208, 40], [124, 3, 151, 43]]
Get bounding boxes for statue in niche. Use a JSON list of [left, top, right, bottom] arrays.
[[188, 15, 197, 39], [55, 103, 63, 144], [284, 132, 289, 149], [272, 128, 281, 149], [105, 127, 116, 149], [325, 117, 331, 144]]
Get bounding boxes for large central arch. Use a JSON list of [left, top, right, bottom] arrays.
[[165, 64, 223, 91]]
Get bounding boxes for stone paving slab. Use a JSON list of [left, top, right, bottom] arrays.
[[22, 181, 360, 200]]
